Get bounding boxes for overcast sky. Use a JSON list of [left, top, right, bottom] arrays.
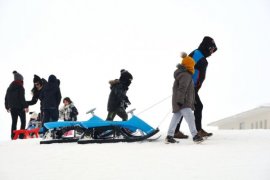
[[1, 0, 270, 140]]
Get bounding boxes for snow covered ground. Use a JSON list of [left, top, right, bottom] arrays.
[[0, 130, 270, 180]]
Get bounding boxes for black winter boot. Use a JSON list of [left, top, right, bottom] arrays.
[[165, 136, 179, 144]]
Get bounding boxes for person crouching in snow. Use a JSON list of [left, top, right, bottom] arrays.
[[59, 97, 79, 121], [106, 69, 133, 121], [165, 53, 203, 144]]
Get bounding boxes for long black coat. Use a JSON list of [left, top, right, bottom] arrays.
[[5, 81, 28, 110], [40, 75, 61, 110]]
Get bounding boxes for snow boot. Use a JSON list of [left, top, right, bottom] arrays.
[[174, 131, 189, 139], [193, 134, 204, 143], [198, 129, 213, 138], [165, 136, 179, 144]]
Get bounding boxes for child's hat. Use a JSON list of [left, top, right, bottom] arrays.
[[181, 52, 195, 74]]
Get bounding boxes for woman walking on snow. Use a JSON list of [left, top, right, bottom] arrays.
[[5, 71, 29, 139], [165, 53, 203, 144]]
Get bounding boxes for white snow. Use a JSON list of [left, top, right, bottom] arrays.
[[1, 130, 270, 180]]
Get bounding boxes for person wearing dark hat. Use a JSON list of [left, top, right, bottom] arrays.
[[106, 69, 133, 121], [174, 36, 217, 139], [27, 74, 47, 124], [39, 74, 62, 124], [28, 75, 47, 105], [5, 71, 29, 139]]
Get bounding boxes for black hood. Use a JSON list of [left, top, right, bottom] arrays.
[[198, 36, 217, 58], [119, 70, 133, 87]]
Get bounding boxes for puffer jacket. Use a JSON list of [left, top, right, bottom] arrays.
[[172, 64, 195, 113], [107, 79, 130, 112]]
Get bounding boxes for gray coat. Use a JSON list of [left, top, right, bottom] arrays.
[[172, 64, 195, 113]]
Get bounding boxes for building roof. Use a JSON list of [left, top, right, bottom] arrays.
[[208, 105, 270, 126]]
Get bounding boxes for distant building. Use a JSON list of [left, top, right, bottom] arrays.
[[208, 106, 270, 130]]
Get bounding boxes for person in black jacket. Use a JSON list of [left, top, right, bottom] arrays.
[[106, 69, 133, 121], [174, 36, 217, 138], [27, 74, 47, 122], [39, 75, 62, 124], [5, 71, 29, 139]]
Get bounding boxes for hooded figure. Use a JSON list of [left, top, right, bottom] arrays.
[[174, 36, 218, 139], [190, 36, 217, 91], [106, 70, 132, 121], [5, 71, 28, 139], [40, 74, 62, 124], [119, 69, 133, 88]]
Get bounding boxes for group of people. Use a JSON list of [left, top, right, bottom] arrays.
[[4, 73, 79, 139], [4, 68, 133, 140], [165, 36, 217, 143], [4, 36, 217, 143]]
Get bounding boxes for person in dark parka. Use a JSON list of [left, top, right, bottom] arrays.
[[5, 71, 29, 139], [39, 74, 62, 124], [106, 69, 133, 121], [27, 74, 47, 122], [174, 36, 217, 138]]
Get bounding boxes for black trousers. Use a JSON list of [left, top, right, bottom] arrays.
[[174, 90, 203, 133], [194, 90, 203, 131], [43, 109, 59, 124], [106, 107, 128, 121], [10, 108, 26, 139]]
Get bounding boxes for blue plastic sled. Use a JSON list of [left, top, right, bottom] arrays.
[[78, 109, 159, 144]]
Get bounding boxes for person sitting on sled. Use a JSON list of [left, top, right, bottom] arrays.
[[59, 97, 79, 121], [27, 112, 42, 130], [165, 53, 204, 144], [106, 69, 133, 121]]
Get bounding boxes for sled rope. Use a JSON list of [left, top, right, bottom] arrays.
[[137, 95, 172, 116], [157, 109, 172, 128]]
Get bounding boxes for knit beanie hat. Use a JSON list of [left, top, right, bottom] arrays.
[[181, 52, 195, 74], [119, 69, 133, 87], [33, 74, 42, 85], [13, 71, 23, 81]]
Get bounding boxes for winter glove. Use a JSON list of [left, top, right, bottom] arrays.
[[124, 96, 131, 105]]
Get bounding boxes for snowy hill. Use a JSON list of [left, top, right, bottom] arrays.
[[0, 130, 270, 180]]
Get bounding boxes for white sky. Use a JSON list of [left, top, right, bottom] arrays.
[[1, 0, 270, 140]]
